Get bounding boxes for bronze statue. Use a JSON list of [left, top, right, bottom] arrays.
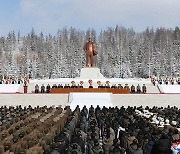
[[84, 38, 97, 67]]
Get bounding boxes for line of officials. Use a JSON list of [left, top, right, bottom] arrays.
[[34, 83, 147, 94]]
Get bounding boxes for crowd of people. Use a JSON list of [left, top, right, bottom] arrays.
[[151, 77, 180, 86], [0, 75, 29, 85], [0, 105, 70, 153], [34, 82, 147, 94], [0, 105, 180, 153]]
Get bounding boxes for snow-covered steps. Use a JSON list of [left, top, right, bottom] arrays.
[[0, 84, 22, 93], [146, 83, 160, 93], [158, 85, 180, 94], [68, 93, 113, 110]]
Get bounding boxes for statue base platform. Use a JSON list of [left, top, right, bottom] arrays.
[[80, 67, 105, 79]]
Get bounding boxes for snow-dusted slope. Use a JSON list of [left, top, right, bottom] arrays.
[[158, 85, 180, 93], [0, 84, 22, 93]]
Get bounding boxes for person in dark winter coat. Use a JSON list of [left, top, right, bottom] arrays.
[[90, 139, 104, 154], [46, 84, 51, 93], [68, 143, 82, 154], [144, 139, 154, 154], [103, 133, 113, 154], [127, 139, 138, 154], [131, 85, 136, 93], [35, 84, 39, 93], [110, 144, 122, 154], [41, 84, 45, 93], [134, 143, 143, 154], [151, 133, 172, 154]]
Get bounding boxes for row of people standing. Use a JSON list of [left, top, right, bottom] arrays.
[[151, 77, 180, 86], [157, 78, 180, 85], [98, 83, 147, 93], [0, 75, 29, 84], [0, 79, 28, 85], [35, 84, 49, 93], [34, 84, 84, 93], [130, 84, 147, 93], [34, 83, 147, 93]]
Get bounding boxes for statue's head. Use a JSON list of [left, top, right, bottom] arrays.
[[88, 37, 92, 42]]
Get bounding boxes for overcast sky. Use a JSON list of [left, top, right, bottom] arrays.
[[0, 0, 180, 36]]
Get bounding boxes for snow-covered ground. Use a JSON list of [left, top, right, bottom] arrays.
[[158, 85, 180, 93], [0, 93, 180, 109], [0, 84, 22, 93], [68, 93, 113, 110], [0, 94, 69, 107]]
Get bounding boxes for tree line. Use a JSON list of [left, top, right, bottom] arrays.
[[0, 26, 180, 79]]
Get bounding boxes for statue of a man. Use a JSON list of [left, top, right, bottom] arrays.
[[84, 38, 97, 67]]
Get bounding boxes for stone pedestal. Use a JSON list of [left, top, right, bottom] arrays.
[[80, 67, 105, 79]]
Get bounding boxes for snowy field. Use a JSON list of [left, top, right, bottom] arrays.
[[0, 84, 22, 93], [68, 93, 113, 110], [158, 85, 180, 93], [0, 93, 180, 109]]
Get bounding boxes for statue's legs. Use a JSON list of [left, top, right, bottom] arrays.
[[86, 55, 90, 67], [90, 54, 94, 67], [86, 51, 94, 67]]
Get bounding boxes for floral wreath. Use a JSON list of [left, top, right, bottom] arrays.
[[106, 81, 110, 84], [80, 81, 84, 85], [88, 79, 92, 84], [71, 81, 75, 85], [97, 81, 101, 85]]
